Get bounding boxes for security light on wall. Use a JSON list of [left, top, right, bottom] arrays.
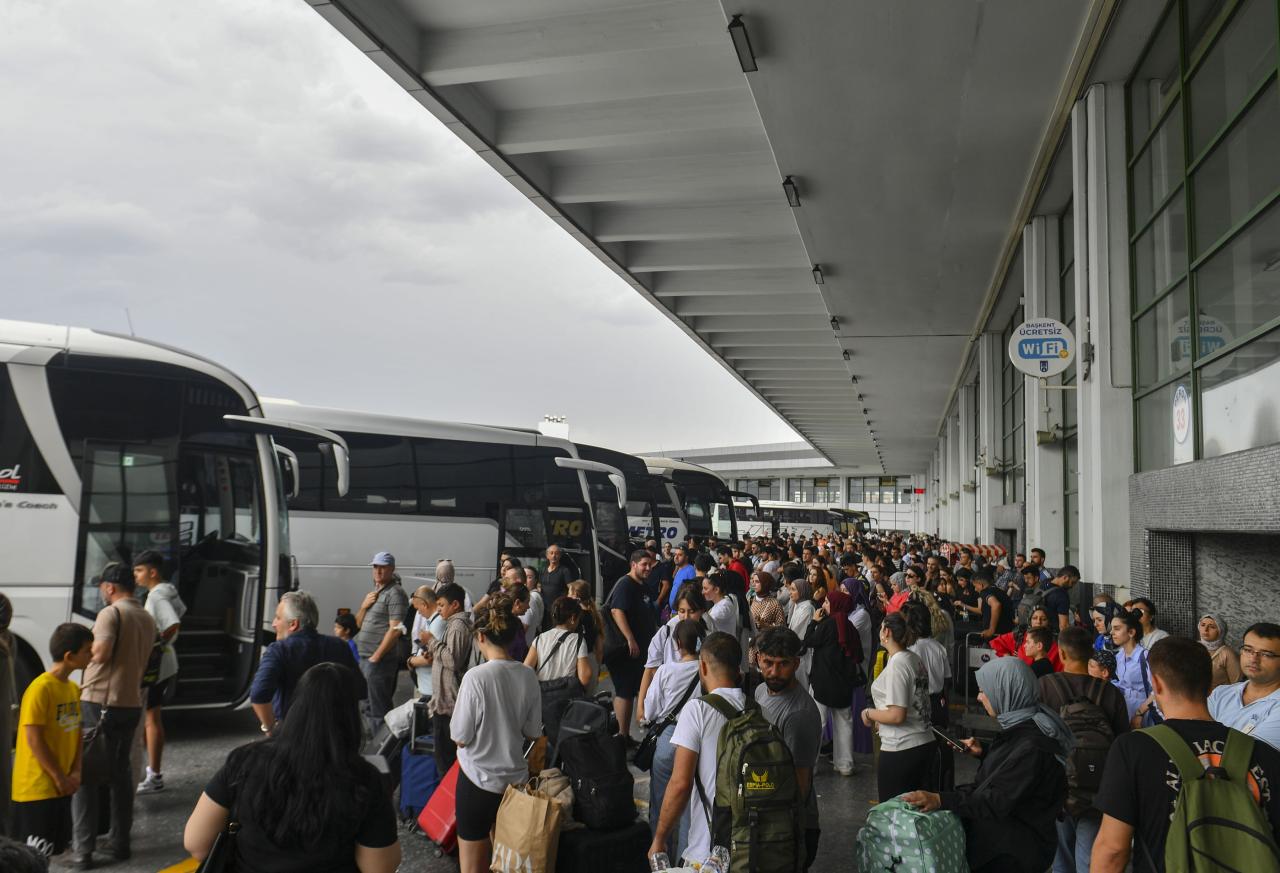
[[842, 349, 851, 361], [782, 175, 801, 207], [830, 316, 840, 331], [812, 265, 825, 285], [728, 15, 758, 72]]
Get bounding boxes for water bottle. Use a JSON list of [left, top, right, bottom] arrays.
[[701, 845, 731, 873], [648, 852, 671, 872]]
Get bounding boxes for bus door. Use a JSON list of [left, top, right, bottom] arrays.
[[546, 503, 595, 592], [75, 442, 265, 706]]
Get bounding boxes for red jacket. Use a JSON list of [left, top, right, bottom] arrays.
[[990, 631, 1064, 672]]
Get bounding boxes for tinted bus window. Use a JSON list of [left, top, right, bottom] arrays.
[[415, 438, 512, 515]]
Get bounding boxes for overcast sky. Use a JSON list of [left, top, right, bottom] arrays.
[[0, 0, 800, 453]]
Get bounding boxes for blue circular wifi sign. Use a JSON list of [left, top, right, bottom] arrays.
[[1007, 318, 1076, 377]]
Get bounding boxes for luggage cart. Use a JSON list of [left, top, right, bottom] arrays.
[[955, 632, 1000, 739]]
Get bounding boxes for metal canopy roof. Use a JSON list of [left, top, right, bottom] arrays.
[[305, 0, 1096, 471]]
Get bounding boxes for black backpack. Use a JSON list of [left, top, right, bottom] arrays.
[[556, 721, 635, 830], [1047, 674, 1114, 816]]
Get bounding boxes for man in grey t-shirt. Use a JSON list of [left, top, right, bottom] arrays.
[[754, 627, 822, 871], [353, 551, 410, 730]]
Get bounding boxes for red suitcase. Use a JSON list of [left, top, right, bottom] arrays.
[[417, 760, 460, 854]]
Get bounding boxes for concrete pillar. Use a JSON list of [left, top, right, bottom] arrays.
[[958, 383, 978, 543], [947, 413, 962, 540], [977, 332, 1003, 544], [1022, 217, 1067, 564], [1074, 84, 1134, 590], [937, 430, 950, 540]]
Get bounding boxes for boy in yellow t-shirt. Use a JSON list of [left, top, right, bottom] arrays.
[[11, 623, 94, 858]]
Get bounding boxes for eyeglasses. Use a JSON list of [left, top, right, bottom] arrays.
[[1241, 645, 1280, 661]]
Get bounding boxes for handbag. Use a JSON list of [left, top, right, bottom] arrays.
[[81, 606, 123, 786], [600, 579, 630, 663], [196, 797, 240, 873], [634, 671, 701, 772]]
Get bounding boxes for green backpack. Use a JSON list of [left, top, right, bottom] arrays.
[[1143, 724, 1280, 873], [854, 799, 967, 873], [693, 694, 803, 873]]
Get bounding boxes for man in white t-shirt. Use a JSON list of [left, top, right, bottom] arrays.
[[134, 549, 186, 794], [648, 631, 745, 866]]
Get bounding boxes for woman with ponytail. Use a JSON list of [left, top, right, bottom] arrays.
[[451, 595, 542, 873]]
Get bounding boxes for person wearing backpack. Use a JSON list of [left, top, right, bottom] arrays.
[[902, 656, 1070, 873], [1090, 636, 1280, 872], [754, 627, 823, 869], [1038, 627, 1130, 873], [648, 631, 804, 873]]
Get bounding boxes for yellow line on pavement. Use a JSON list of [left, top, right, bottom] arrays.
[[158, 857, 200, 873]]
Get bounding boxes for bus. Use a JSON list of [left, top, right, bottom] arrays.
[[261, 402, 632, 621], [0, 320, 348, 705], [716, 501, 873, 539], [634, 456, 756, 546]]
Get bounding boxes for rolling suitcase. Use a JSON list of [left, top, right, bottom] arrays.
[[555, 819, 649, 873], [417, 760, 460, 854], [399, 748, 440, 822]]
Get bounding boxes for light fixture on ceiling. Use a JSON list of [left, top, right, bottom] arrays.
[[830, 316, 841, 332], [842, 349, 851, 361], [782, 175, 801, 208], [813, 264, 825, 285], [850, 376, 858, 385], [728, 15, 758, 73]]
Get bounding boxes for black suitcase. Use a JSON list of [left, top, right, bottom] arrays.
[[411, 698, 434, 755], [364, 722, 408, 791], [556, 819, 650, 873]]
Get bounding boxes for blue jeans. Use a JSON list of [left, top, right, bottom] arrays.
[[1054, 811, 1101, 873], [649, 724, 689, 862]]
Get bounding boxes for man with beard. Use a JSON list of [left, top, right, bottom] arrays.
[[754, 627, 822, 870]]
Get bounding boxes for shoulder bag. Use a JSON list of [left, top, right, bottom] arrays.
[[633, 671, 701, 772], [600, 579, 630, 663], [197, 778, 242, 873]]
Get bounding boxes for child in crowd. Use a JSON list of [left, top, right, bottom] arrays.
[[1024, 627, 1055, 679], [1088, 648, 1116, 682], [334, 613, 359, 663], [11, 623, 95, 858]]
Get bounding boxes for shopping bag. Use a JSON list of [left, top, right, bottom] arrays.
[[490, 783, 565, 873], [533, 768, 575, 826]]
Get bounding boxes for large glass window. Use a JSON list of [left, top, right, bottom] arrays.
[[734, 478, 780, 501], [1000, 305, 1026, 503], [1128, 0, 1280, 469]]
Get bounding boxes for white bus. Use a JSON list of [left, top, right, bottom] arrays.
[[261, 402, 632, 622], [716, 501, 874, 540], [633, 457, 755, 546], [0, 320, 348, 704]]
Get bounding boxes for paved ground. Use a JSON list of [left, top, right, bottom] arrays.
[[48, 689, 978, 873]]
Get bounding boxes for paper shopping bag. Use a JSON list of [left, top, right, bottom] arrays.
[[490, 783, 564, 873]]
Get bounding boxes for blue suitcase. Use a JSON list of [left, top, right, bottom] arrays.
[[399, 746, 440, 821]]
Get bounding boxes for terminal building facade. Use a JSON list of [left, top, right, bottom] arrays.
[[310, 0, 1280, 639]]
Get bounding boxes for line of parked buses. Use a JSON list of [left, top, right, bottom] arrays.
[[0, 319, 872, 707]]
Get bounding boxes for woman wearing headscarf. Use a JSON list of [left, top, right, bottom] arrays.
[[803, 588, 863, 776], [787, 576, 816, 676], [902, 657, 1070, 873], [1199, 613, 1242, 690]]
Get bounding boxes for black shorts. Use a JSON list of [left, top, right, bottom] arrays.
[[146, 676, 176, 710], [12, 796, 72, 857], [606, 657, 643, 697], [455, 766, 505, 842]]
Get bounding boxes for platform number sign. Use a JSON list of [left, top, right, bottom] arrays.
[[1173, 384, 1191, 445], [1007, 318, 1075, 378]]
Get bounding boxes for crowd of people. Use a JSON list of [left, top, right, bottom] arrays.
[[3, 530, 1280, 872]]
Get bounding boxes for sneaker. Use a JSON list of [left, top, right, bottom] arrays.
[[137, 770, 165, 794], [68, 854, 95, 870], [835, 766, 855, 777]]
